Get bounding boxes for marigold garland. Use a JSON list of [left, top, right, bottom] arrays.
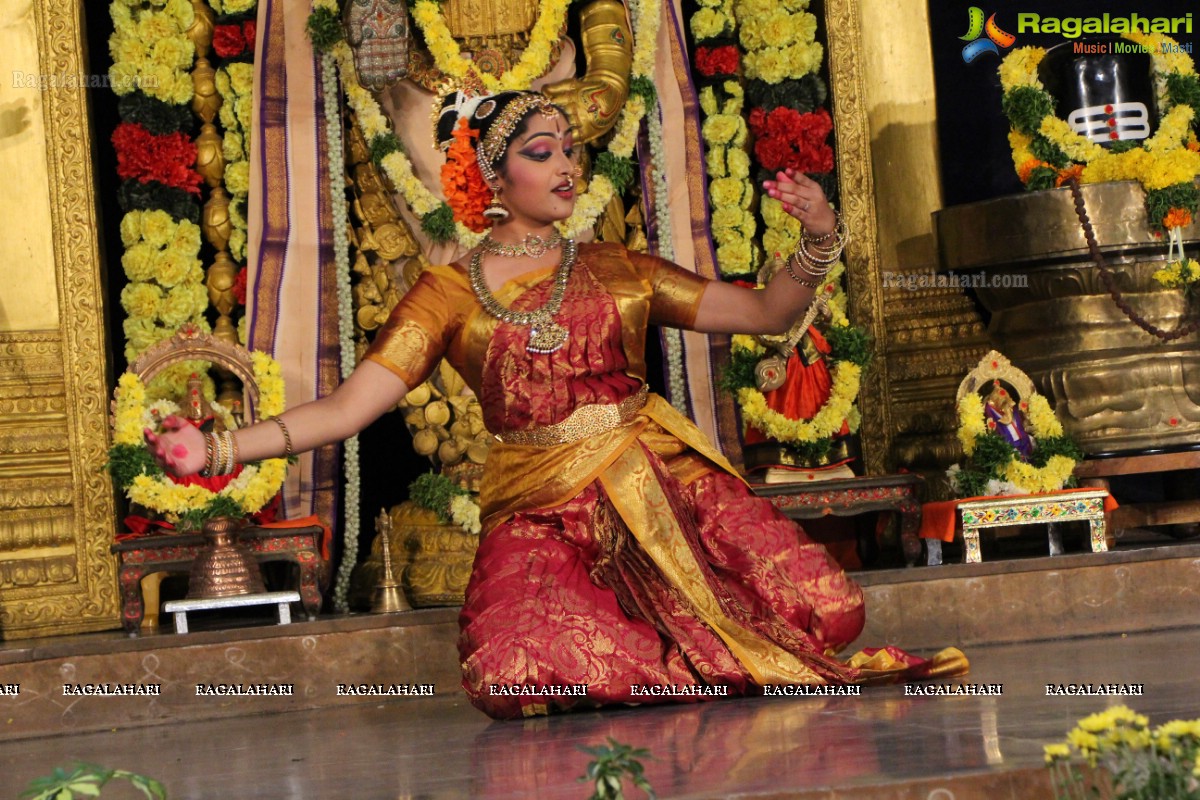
[[109, 351, 288, 525], [999, 32, 1200, 230], [441, 119, 493, 233], [953, 390, 1079, 496]]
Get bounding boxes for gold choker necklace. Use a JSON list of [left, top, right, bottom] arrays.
[[469, 238, 577, 354], [480, 231, 563, 258]]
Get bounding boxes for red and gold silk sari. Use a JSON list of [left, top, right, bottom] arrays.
[[365, 243, 966, 719]]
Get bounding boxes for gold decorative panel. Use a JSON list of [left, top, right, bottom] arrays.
[[0, 0, 120, 637], [825, 0, 991, 480]]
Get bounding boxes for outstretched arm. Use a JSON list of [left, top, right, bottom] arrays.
[[692, 169, 841, 335], [145, 360, 410, 476]]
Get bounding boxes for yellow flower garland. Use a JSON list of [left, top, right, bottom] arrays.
[[112, 351, 289, 521], [318, 0, 660, 246], [730, 261, 863, 445], [699, 82, 756, 275], [956, 388, 1076, 494], [737, 360, 860, 443], [118, 210, 210, 400], [217, 62, 254, 266], [730, 0, 826, 276], [1153, 257, 1200, 288], [410, 0, 568, 93], [1000, 33, 1200, 206], [108, 0, 196, 104]]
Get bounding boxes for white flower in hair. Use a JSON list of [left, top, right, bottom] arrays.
[[434, 89, 496, 151]]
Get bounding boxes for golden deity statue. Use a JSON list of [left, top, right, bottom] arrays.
[[347, 0, 632, 146]]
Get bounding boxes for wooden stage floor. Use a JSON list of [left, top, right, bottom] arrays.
[[4, 626, 1197, 799]]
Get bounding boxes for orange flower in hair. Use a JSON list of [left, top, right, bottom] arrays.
[[441, 118, 493, 233]]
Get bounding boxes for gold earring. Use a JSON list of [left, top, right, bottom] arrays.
[[484, 186, 508, 221], [572, 165, 582, 178]]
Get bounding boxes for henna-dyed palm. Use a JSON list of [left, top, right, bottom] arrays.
[[762, 168, 836, 237], [143, 415, 207, 477]]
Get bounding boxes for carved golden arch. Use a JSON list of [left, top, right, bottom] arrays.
[[956, 351, 1035, 407], [129, 331, 263, 421], [821, 0, 987, 476]]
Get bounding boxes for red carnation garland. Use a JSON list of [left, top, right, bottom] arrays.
[[232, 266, 248, 305], [213, 21, 257, 59], [748, 106, 834, 174], [695, 45, 740, 77], [112, 122, 204, 195]]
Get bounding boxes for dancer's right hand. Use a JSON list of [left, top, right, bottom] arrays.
[[144, 415, 207, 477]]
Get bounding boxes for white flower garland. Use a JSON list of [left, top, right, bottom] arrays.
[[321, 53, 361, 614], [645, 96, 688, 413]]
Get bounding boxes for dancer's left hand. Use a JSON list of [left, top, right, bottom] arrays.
[[763, 168, 836, 237]]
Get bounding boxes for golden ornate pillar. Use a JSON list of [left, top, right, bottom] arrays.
[[0, 0, 120, 637], [825, 0, 991, 479]]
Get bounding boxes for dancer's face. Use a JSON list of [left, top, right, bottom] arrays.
[[495, 111, 577, 230]]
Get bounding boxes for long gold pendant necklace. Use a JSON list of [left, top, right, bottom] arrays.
[[469, 237, 576, 354]]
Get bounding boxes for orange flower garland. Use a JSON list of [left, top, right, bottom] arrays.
[[441, 118, 492, 233], [1164, 208, 1193, 229]]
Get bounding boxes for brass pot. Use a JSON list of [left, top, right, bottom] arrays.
[[348, 502, 479, 609], [186, 516, 266, 599]]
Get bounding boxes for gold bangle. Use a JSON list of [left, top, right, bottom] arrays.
[[212, 431, 225, 476], [271, 416, 294, 457], [784, 254, 821, 288], [219, 431, 234, 476], [801, 212, 848, 245], [200, 432, 216, 478], [228, 431, 240, 470], [793, 244, 838, 275]]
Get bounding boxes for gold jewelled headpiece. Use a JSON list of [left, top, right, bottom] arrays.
[[434, 90, 562, 186], [476, 93, 560, 180]]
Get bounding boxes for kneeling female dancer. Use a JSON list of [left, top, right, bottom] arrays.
[[146, 90, 966, 719]]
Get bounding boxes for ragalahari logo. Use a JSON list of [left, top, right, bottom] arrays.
[[960, 7, 1016, 62]]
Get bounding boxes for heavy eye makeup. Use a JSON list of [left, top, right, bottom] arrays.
[[518, 135, 574, 162]]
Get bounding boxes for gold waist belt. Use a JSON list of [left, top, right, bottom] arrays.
[[495, 386, 649, 447]]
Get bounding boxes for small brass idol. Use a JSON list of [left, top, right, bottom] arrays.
[[372, 508, 411, 613]]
